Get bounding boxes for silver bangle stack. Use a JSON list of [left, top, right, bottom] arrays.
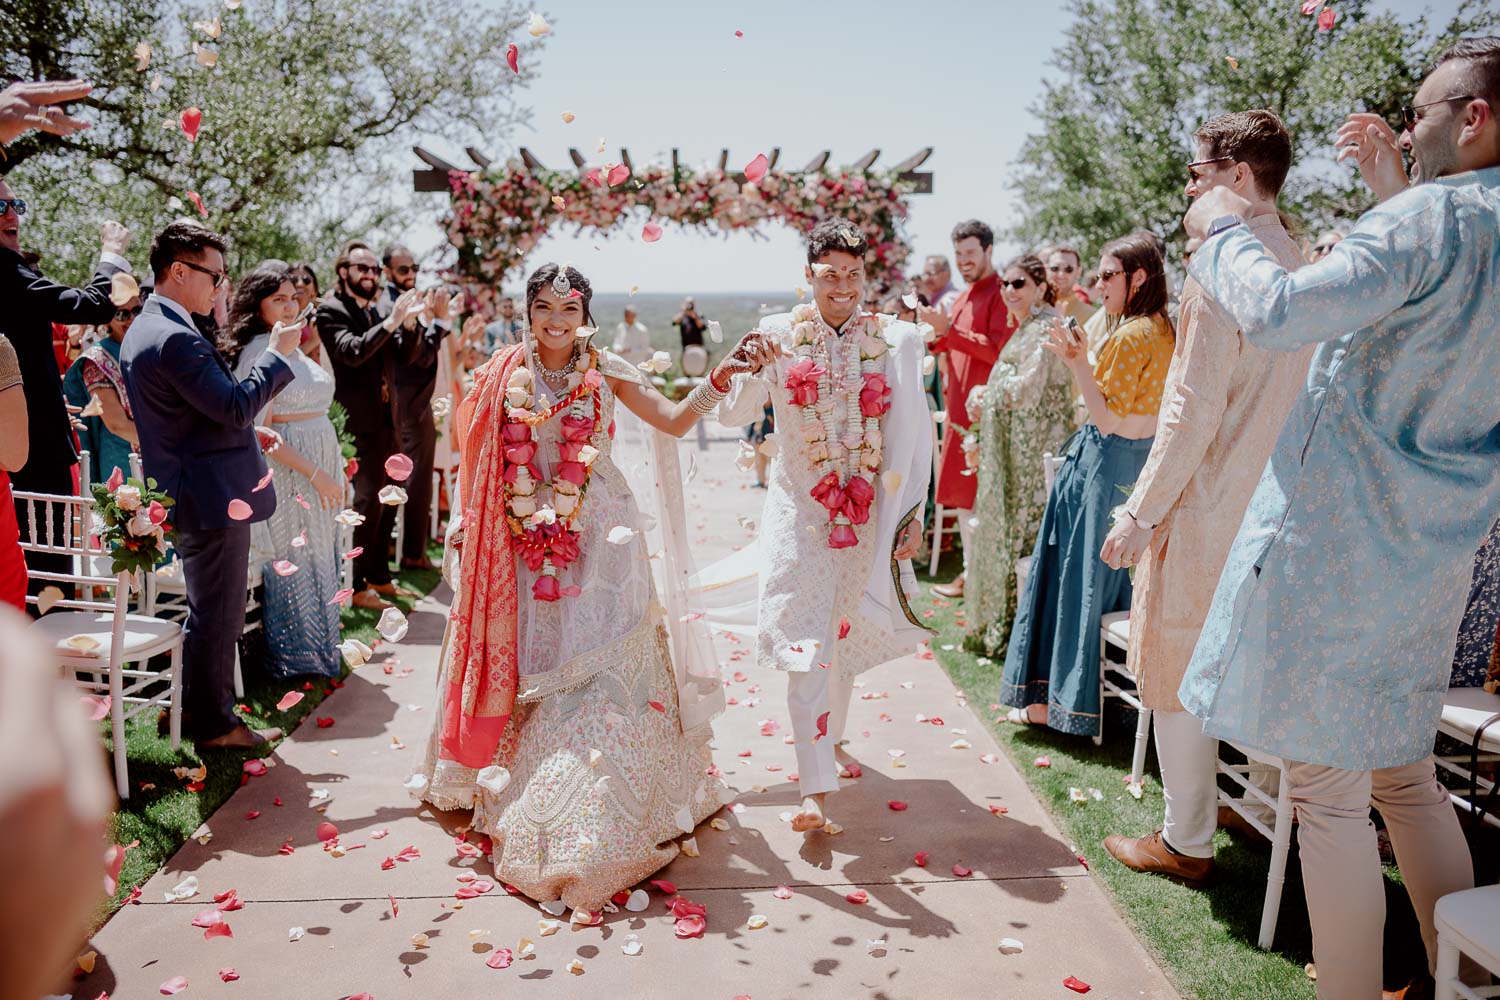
[[687, 379, 728, 415]]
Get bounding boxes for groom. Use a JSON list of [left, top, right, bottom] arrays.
[[719, 219, 933, 830]]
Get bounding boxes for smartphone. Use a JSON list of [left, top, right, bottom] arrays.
[[1064, 316, 1084, 346]]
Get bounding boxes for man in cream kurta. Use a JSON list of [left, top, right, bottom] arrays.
[[718, 220, 933, 832], [1094, 111, 1313, 885]]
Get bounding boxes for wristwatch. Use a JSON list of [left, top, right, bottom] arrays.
[[1206, 214, 1245, 240]]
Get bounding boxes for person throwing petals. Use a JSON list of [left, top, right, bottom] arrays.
[[412, 263, 769, 914], [716, 219, 934, 834]]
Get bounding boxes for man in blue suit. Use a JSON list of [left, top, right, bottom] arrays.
[[122, 222, 300, 749]]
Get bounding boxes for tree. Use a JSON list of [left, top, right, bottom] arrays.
[[1008, 0, 1500, 262], [1, 0, 545, 282]]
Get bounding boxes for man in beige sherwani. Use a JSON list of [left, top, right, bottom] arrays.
[[1096, 110, 1313, 885]]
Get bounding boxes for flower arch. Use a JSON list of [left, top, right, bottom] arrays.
[[436, 153, 928, 305]]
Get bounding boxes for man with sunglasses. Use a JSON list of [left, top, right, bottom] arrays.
[[1179, 38, 1500, 999], [1043, 245, 1097, 327], [122, 221, 301, 750], [316, 242, 425, 609], [380, 243, 450, 572], [0, 176, 134, 606]]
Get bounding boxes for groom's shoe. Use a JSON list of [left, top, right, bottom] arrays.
[[932, 574, 965, 599], [1102, 830, 1214, 888]]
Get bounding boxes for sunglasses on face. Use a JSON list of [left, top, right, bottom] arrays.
[[1097, 267, 1124, 283], [0, 198, 27, 217], [1000, 278, 1030, 291], [290, 273, 315, 286], [347, 262, 379, 275], [391, 264, 416, 275], [176, 258, 227, 287], [1186, 154, 1233, 182], [114, 305, 142, 321], [1047, 263, 1076, 274], [1402, 94, 1475, 129]]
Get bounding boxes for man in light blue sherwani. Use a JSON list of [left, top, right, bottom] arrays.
[[1180, 39, 1500, 1000]]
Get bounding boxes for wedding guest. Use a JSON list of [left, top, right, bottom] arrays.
[[963, 254, 1077, 662], [121, 221, 296, 749], [919, 254, 962, 314], [63, 290, 141, 486], [0, 336, 26, 610], [612, 305, 652, 365], [1093, 110, 1308, 886], [1178, 39, 1500, 999], [1044, 245, 1098, 327], [0, 78, 93, 144], [286, 261, 323, 363], [1309, 228, 1345, 262], [1001, 232, 1173, 734], [316, 242, 424, 609], [674, 296, 706, 350], [383, 244, 451, 572], [484, 295, 524, 351], [1451, 518, 1500, 687], [229, 262, 345, 678], [0, 179, 132, 603], [919, 220, 1010, 599]]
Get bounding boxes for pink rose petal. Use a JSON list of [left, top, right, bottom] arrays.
[[218, 967, 239, 982], [506, 42, 518, 73], [607, 162, 630, 186], [275, 691, 304, 711], [743, 153, 768, 183], [1033, 756, 1051, 768], [343, 546, 364, 559], [649, 879, 677, 894], [1063, 976, 1093, 994], [486, 947, 513, 969], [272, 560, 299, 577], [673, 914, 705, 938], [647, 700, 666, 713], [641, 222, 663, 243], [1316, 6, 1336, 30], [844, 889, 869, 904], [772, 885, 793, 899], [327, 588, 354, 605], [204, 920, 233, 940], [252, 468, 273, 492], [317, 822, 339, 842], [887, 800, 908, 812], [179, 107, 202, 141], [952, 864, 973, 878], [226, 498, 252, 520], [160, 976, 189, 995], [242, 759, 267, 776], [913, 851, 929, 867], [384, 453, 414, 481], [187, 190, 208, 218]]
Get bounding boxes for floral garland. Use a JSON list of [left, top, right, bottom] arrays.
[[444, 162, 917, 308], [783, 303, 893, 549], [500, 346, 605, 602]]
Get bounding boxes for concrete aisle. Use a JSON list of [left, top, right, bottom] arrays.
[[75, 434, 1177, 1000]]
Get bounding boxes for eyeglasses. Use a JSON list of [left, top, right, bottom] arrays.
[[113, 305, 142, 321], [175, 258, 227, 287], [289, 273, 315, 286], [1186, 154, 1233, 181], [1000, 278, 1030, 291], [347, 262, 379, 275], [1403, 95, 1476, 128], [1097, 267, 1124, 283], [0, 198, 27, 217]]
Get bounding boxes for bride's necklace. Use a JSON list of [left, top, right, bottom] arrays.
[[532, 347, 577, 382]]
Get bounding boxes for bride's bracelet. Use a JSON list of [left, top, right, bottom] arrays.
[[687, 378, 728, 415]]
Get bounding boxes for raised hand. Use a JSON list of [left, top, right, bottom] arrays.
[[99, 221, 130, 256], [0, 79, 93, 144], [269, 319, 302, 356], [1335, 112, 1410, 203], [390, 288, 424, 329], [1041, 317, 1087, 369], [461, 314, 486, 346], [717, 331, 779, 380]]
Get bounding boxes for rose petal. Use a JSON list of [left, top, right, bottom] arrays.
[[486, 947, 514, 969], [952, 864, 973, 878], [913, 851, 929, 867], [272, 559, 299, 577], [505, 42, 519, 73], [887, 800, 908, 811], [218, 967, 240, 981], [377, 607, 409, 642], [1063, 976, 1092, 994], [641, 222, 663, 243], [743, 153, 769, 183], [378, 485, 407, 506], [606, 525, 637, 544], [276, 691, 304, 711], [179, 106, 202, 141], [226, 498, 252, 520], [252, 468, 273, 492], [317, 821, 339, 842], [844, 889, 869, 904], [673, 914, 706, 938], [327, 588, 355, 606], [160, 975, 190, 994], [204, 920, 233, 940], [998, 937, 1024, 954], [186, 190, 208, 217], [384, 453, 414, 481], [649, 878, 677, 895], [772, 885, 793, 899], [1034, 756, 1051, 768]]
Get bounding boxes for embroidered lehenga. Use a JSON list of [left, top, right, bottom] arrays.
[[413, 346, 724, 912]]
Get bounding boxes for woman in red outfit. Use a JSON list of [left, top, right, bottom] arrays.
[[0, 334, 29, 609]]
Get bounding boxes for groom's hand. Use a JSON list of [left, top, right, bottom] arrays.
[[894, 518, 922, 560]]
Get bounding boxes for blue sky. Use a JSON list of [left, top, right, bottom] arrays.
[[407, 0, 1465, 293]]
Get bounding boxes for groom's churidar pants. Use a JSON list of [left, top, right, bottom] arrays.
[[1287, 757, 1476, 1000], [787, 667, 854, 796]]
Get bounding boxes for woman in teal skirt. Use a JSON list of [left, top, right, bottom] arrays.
[[1001, 233, 1174, 736]]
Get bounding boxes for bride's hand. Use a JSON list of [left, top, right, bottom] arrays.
[[720, 331, 780, 377]]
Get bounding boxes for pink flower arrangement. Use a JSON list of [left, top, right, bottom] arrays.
[[859, 373, 892, 418], [784, 359, 827, 407]]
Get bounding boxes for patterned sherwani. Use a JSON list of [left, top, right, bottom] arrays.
[[1180, 166, 1500, 771], [1126, 214, 1313, 711]]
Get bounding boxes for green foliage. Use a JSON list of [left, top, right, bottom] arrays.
[[1, 0, 545, 283], [1011, 0, 1500, 261], [327, 399, 356, 460]]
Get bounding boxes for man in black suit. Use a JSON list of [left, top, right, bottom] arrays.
[[0, 176, 133, 602], [317, 242, 423, 610], [381, 243, 450, 572], [121, 221, 298, 749]]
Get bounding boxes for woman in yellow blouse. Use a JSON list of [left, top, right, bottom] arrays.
[[1000, 232, 1174, 736]]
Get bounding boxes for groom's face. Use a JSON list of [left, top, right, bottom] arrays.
[[805, 250, 865, 325]]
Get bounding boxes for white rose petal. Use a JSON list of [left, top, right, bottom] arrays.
[[998, 937, 1025, 955], [538, 918, 562, 936], [539, 899, 567, 916], [403, 773, 429, 798], [379, 485, 408, 506], [164, 875, 199, 902], [680, 836, 699, 858], [377, 607, 408, 642], [606, 526, 637, 545], [476, 765, 511, 795], [527, 11, 551, 35], [621, 933, 643, 956], [624, 889, 649, 912], [289, 926, 306, 942]]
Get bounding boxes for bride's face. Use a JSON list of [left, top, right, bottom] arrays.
[[529, 284, 586, 355]]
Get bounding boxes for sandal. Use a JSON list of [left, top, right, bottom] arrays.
[[1005, 707, 1036, 726]]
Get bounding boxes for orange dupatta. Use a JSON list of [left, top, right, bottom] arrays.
[[439, 344, 526, 769]]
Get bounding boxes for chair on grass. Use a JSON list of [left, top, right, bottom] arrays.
[[1215, 741, 1296, 950], [1434, 685, 1500, 829], [1435, 884, 1500, 1000], [16, 490, 183, 799], [927, 410, 960, 576], [1097, 611, 1152, 790], [1013, 452, 1065, 606]]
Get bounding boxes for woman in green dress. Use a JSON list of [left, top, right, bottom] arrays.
[[963, 254, 1078, 660]]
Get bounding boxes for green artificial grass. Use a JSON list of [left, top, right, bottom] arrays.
[[914, 552, 1441, 1000], [100, 546, 442, 924]]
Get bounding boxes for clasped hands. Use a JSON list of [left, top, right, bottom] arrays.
[[713, 330, 781, 382]]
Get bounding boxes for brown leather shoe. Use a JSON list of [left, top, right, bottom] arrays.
[[198, 724, 283, 750], [932, 574, 965, 599], [1217, 805, 1271, 846], [351, 588, 394, 610], [1102, 830, 1214, 888]]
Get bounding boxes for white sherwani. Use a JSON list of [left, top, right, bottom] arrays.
[[718, 310, 933, 795]]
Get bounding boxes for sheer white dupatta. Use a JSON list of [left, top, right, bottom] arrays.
[[601, 352, 725, 740]]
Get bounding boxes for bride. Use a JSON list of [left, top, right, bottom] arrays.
[[411, 263, 774, 915]]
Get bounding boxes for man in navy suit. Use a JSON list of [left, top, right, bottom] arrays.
[[122, 222, 300, 749]]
